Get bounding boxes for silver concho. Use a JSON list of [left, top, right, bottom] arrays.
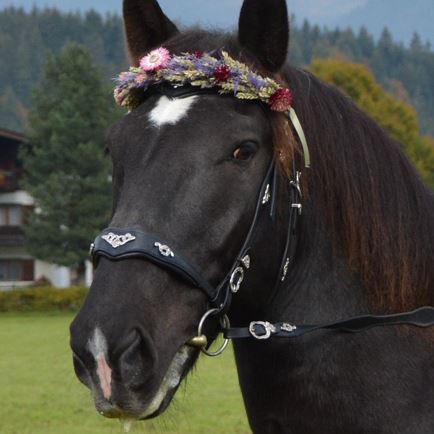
[[241, 255, 251, 269], [281, 257, 290, 281], [262, 184, 271, 204], [281, 323, 297, 333], [230, 266, 244, 293], [249, 321, 276, 340], [154, 242, 175, 257], [102, 232, 136, 248]]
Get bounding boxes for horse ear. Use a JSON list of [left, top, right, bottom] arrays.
[[238, 0, 290, 72], [123, 0, 179, 66]]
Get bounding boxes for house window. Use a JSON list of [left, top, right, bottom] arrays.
[[0, 260, 34, 281], [0, 205, 23, 226]]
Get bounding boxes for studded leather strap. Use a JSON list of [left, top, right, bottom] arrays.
[[92, 228, 218, 299]]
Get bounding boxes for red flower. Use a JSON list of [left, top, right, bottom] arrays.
[[269, 88, 293, 112], [193, 50, 203, 59], [214, 65, 231, 82]]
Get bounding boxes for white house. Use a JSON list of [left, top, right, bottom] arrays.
[[0, 128, 75, 290]]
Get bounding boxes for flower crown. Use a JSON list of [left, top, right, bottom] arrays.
[[114, 47, 293, 112], [114, 47, 310, 167]]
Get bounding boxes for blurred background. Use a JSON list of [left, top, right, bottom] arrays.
[[0, 1, 433, 433]]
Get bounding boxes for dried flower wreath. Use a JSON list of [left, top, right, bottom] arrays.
[[114, 47, 310, 167]]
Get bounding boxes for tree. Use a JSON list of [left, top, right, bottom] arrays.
[[357, 26, 375, 59], [20, 44, 117, 268], [310, 58, 434, 190], [0, 87, 26, 131]]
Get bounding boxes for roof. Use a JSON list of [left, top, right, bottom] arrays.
[[0, 128, 25, 143]]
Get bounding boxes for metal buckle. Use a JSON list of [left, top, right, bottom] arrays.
[[230, 266, 244, 293], [291, 203, 302, 215], [290, 171, 302, 198], [290, 171, 303, 215], [249, 321, 276, 340]]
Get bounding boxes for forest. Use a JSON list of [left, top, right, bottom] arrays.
[[0, 6, 433, 136]]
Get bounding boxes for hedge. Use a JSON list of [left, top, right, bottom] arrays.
[[0, 286, 88, 312]]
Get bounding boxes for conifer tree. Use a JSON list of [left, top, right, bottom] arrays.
[[20, 44, 117, 267]]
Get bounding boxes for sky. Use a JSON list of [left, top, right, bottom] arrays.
[[0, 0, 369, 27], [1, 0, 431, 45]]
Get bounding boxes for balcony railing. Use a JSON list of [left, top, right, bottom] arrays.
[[0, 226, 26, 247]]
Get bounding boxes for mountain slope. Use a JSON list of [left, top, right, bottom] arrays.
[[1, 0, 432, 45], [335, 0, 434, 44]]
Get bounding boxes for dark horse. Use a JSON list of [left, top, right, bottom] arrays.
[[70, 0, 434, 432]]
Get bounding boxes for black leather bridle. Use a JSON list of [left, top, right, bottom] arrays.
[[90, 156, 434, 354], [90, 88, 434, 356]]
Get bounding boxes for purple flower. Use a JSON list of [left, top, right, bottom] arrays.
[[116, 72, 136, 85], [166, 58, 187, 73], [248, 73, 266, 91], [233, 78, 240, 95], [192, 59, 215, 75]]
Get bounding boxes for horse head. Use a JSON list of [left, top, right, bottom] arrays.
[[70, 0, 434, 431], [70, 0, 295, 420]]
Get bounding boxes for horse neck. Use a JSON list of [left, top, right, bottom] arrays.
[[230, 106, 434, 432], [232, 195, 434, 433]]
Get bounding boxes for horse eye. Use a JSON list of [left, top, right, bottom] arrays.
[[232, 142, 258, 161]]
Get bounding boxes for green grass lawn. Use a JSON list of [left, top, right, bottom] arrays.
[[0, 313, 250, 434]]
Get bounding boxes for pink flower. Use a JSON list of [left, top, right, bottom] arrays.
[[140, 47, 171, 72], [114, 87, 124, 105], [114, 87, 129, 106], [269, 88, 293, 112], [135, 72, 148, 84]]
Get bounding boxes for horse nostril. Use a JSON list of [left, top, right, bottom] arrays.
[[70, 325, 158, 409], [73, 353, 92, 387], [117, 332, 157, 392]]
